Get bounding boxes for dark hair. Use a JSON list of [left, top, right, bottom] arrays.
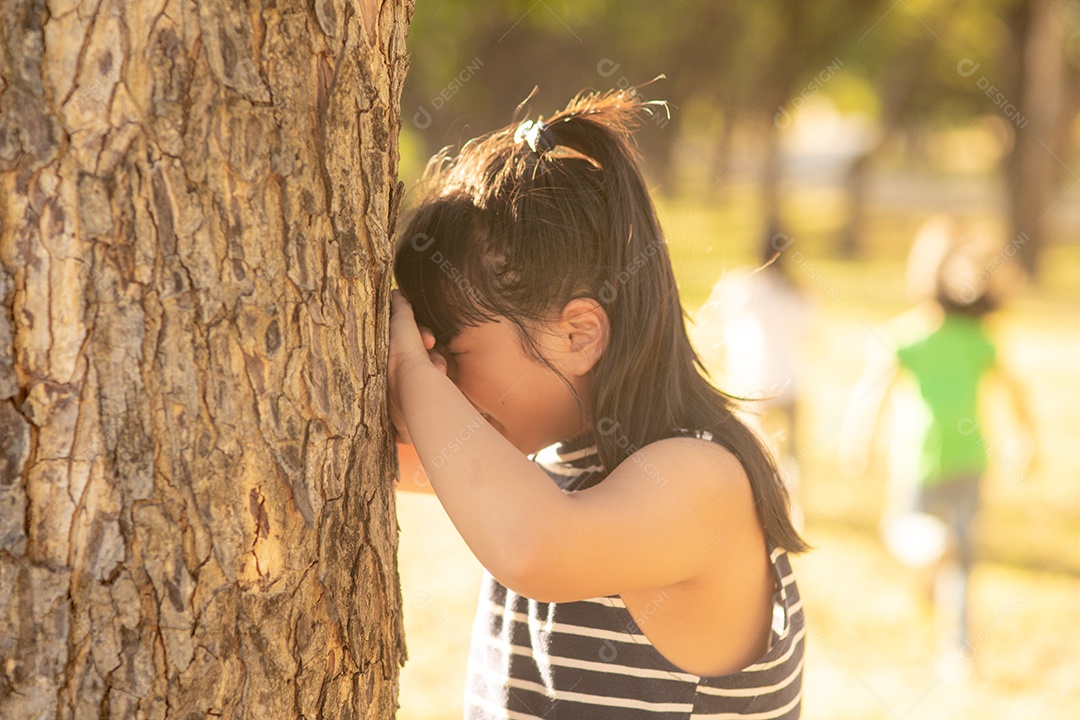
[[394, 89, 808, 553]]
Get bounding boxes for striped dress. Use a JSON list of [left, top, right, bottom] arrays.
[[463, 433, 804, 719]]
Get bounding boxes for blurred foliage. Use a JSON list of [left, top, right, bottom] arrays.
[[403, 0, 1038, 149], [401, 0, 1080, 273]]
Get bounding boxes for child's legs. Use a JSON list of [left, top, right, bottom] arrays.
[[917, 475, 981, 647], [918, 475, 979, 574]]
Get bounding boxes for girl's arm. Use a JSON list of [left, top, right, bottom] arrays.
[[391, 321, 443, 495], [388, 291, 567, 587], [388, 292, 761, 602], [390, 329, 570, 591]]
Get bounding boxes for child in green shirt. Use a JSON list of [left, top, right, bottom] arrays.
[[839, 215, 1035, 668]]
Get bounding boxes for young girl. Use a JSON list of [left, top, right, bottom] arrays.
[[388, 89, 807, 718], [839, 216, 1035, 668]]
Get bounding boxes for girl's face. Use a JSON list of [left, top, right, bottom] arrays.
[[443, 318, 588, 455]]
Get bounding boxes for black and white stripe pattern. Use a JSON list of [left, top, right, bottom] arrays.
[[463, 433, 804, 719]]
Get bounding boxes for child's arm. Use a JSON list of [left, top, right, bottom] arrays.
[[388, 291, 761, 602], [390, 321, 443, 494], [838, 344, 900, 479], [993, 364, 1035, 436], [986, 362, 1038, 476], [388, 291, 570, 587]]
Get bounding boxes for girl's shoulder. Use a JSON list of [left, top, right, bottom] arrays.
[[611, 430, 749, 494]]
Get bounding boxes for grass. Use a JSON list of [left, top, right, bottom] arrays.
[[394, 184, 1080, 718]]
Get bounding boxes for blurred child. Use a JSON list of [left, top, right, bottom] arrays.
[[692, 238, 813, 526], [390, 90, 807, 718], [839, 215, 1035, 668]]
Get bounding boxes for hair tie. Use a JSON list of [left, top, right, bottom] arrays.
[[513, 119, 556, 154]]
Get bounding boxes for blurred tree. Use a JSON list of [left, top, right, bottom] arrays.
[[0, 0, 409, 717], [1002, 0, 1079, 275], [400, 0, 684, 187], [835, 0, 969, 258], [731, 0, 893, 255]]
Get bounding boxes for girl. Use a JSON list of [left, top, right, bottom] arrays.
[[389, 89, 807, 719], [839, 215, 1035, 669]]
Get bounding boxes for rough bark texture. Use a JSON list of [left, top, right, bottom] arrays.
[[0, 0, 411, 717]]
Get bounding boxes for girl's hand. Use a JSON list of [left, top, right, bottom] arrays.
[[388, 290, 447, 444]]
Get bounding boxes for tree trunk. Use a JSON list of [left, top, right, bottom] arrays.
[[0, 0, 411, 717], [837, 29, 939, 259], [1004, 0, 1064, 276], [759, 103, 789, 247]]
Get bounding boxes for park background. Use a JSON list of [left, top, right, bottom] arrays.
[[392, 2, 1080, 718]]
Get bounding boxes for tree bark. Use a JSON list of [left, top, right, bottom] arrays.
[[0, 0, 411, 717]]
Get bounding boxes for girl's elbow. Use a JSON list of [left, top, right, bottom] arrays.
[[497, 540, 591, 603], [497, 572, 562, 604], [491, 536, 560, 601]]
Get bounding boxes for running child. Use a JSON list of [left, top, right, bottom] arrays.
[[839, 215, 1035, 669]]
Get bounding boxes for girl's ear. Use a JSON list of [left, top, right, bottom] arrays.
[[556, 297, 610, 376]]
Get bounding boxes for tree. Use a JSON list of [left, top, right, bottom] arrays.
[[1002, 0, 1077, 275], [0, 0, 411, 716]]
